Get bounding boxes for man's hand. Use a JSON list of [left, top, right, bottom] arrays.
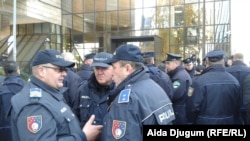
[[82, 115, 103, 141]]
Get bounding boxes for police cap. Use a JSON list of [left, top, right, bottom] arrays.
[[106, 44, 143, 64], [183, 58, 193, 64], [163, 53, 182, 63], [206, 50, 224, 62], [31, 49, 75, 67], [84, 53, 96, 60], [142, 52, 154, 58], [90, 52, 113, 68]]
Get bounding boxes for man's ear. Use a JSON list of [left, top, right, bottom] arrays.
[[124, 63, 134, 74]]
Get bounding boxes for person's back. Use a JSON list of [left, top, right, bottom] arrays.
[[142, 52, 173, 100], [0, 61, 26, 141], [0, 76, 4, 84], [147, 65, 174, 100], [63, 68, 82, 109], [243, 74, 250, 124], [61, 52, 82, 109], [77, 53, 96, 82], [187, 50, 241, 124], [226, 53, 250, 124]]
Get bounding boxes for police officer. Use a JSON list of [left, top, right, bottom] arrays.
[[226, 53, 250, 124], [74, 52, 115, 129], [100, 44, 175, 141], [142, 51, 173, 100], [183, 58, 195, 78], [77, 53, 96, 82], [186, 50, 241, 124], [61, 52, 82, 110], [163, 53, 192, 125], [243, 74, 250, 124], [10, 49, 102, 141], [0, 61, 26, 141]]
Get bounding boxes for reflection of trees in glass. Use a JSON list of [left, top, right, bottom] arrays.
[[175, 6, 184, 26], [156, 0, 201, 59], [184, 4, 200, 58], [185, 4, 198, 26], [156, 7, 169, 28]]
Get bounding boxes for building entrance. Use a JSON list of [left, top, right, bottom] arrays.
[[110, 35, 163, 65]]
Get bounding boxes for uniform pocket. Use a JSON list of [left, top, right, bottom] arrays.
[[79, 98, 92, 126]]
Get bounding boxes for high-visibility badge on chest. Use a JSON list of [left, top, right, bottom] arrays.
[[118, 89, 131, 103], [173, 81, 181, 89], [187, 87, 194, 97], [27, 115, 42, 133], [112, 120, 126, 139]]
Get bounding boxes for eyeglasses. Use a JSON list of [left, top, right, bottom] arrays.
[[42, 66, 66, 73]]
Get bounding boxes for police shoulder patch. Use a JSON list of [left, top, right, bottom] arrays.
[[27, 115, 42, 133], [112, 120, 126, 139], [173, 81, 181, 89], [187, 87, 194, 97], [118, 89, 131, 103], [29, 88, 42, 98]]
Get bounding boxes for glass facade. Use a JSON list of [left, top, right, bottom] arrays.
[[62, 0, 231, 63], [0, 0, 231, 69]]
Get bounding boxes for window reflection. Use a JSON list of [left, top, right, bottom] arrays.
[[63, 0, 231, 61]]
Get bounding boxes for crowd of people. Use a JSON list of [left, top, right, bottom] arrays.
[[0, 44, 249, 141]]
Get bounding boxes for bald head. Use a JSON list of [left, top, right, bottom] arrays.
[[233, 53, 244, 62]]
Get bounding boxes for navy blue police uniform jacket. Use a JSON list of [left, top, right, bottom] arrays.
[[74, 74, 115, 127], [0, 75, 5, 85], [10, 76, 87, 141], [0, 74, 26, 141], [146, 64, 174, 100], [63, 68, 82, 109], [186, 65, 241, 124], [243, 74, 250, 124], [167, 65, 192, 125], [77, 64, 93, 82], [226, 60, 250, 124], [100, 66, 175, 141]]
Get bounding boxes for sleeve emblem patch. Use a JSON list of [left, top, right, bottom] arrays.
[[173, 81, 181, 89], [27, 115, 42, 133], [112, 120, 126, 139]]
